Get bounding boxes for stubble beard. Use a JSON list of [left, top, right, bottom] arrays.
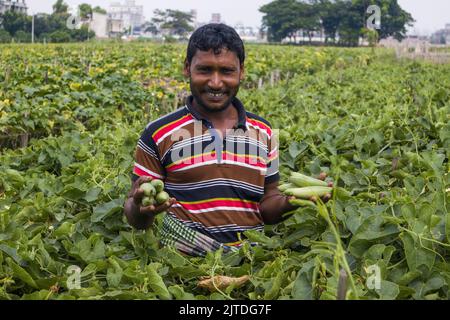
[[190, 81, 240, 114]]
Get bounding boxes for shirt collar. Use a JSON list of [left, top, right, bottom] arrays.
[[185, 95, 247, 131]]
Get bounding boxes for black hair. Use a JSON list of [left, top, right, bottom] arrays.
[[186, 23, 245, 65]]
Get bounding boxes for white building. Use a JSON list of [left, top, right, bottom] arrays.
[[0, 0, 27, 14], [430, 23, 450, 44], [109, 0, 144, 34], [210, 13, 221, 24], [234, 23, 262, 42], [89, 12, 109, 39]]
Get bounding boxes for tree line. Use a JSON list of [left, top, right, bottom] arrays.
[[259, 0, 414, 46], [0, 0, 104, 43]]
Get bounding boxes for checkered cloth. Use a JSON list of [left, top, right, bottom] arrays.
[[158, 213, 240, 257]]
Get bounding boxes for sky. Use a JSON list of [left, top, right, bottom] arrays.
[[26, 0, 450, 35]]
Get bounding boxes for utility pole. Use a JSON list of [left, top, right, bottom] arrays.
[[31, 13, 35, 43]]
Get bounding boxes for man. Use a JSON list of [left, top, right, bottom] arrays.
[[124, 23, 295, 257]]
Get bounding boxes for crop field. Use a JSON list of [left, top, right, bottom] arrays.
[[0, 43, 449, 300]]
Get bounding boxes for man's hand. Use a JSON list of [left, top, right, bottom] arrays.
[[307, 173, 333, 203], [259, 181, 297, 225], [130, 176, 176, 216], [125, 176, 176, 230]]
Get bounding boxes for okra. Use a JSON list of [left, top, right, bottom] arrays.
[[289, 172, 328, 187], [288, 198, 317, 208], [278, 183, 294, 192], [284, 186, 333, 199]]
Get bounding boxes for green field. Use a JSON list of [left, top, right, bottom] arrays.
[[0, 43, 449, 300]]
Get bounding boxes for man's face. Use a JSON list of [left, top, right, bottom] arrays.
[[184, 48, 245, 113]]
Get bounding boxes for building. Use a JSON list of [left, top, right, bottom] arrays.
[[430, 23, 450, 44], [234, 23, 263, 42], [108, 18, 125, 37], [0, 0, 27, 14], [89, 12, 109, 39], [108, 0, 144, 34], [210, 13, 221, 24]]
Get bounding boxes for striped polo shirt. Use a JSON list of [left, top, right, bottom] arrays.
[[132, 95, 279, 245]]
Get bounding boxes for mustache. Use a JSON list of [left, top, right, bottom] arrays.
[[204, 88, 227, 94]]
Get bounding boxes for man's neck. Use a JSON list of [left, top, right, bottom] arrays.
[[191, 98, 238, 128]]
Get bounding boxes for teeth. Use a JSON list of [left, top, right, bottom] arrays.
[[208, 93, 224, 97]]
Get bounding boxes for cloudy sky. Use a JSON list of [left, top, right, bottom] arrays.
[[26, 0, 450, 35]]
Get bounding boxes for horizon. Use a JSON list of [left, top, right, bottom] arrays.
[[23, 0, 450, 36]]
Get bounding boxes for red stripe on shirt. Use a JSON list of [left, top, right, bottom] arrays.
[[152, 114, 194, 143], [247, 118, 272, 136], [180, 199, 260, 211]]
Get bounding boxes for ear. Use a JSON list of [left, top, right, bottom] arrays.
[[239, 64, 245, 81], [183, 59, 190, 78]]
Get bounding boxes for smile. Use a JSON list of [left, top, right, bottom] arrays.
[[207, 92, 225, 98]]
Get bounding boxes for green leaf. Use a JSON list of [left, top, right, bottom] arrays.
[[6, 257, 38, 289], [0, 244, 26, 266], [349, 215, 399, 257], [399, 232, 436, 273], [146, 263, 172, 300], [376, 280, 399, 300], [53, 222, 75, 238], [291, 260, 315, 300], [85, 187, 102, 202], [168, 285, 196, 300], [91, 198, 124, 223], [61, 187, 86, 201]]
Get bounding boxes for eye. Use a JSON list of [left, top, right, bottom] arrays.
[[221, 68, 236, 74], [196, 66, 211, 74]]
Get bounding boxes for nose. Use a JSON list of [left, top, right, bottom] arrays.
[[208, 72, 223, 90]]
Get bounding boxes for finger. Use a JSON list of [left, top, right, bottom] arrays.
[[318, 172, 327, 181], [136, 176, 152, 187], [140, 205, 156, 216], [154, 198, 177, 214], [132, 189, 146, 205]]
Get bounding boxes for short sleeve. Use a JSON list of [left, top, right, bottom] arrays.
[[132, 127, 166, 183], [265, 128, 280, 185]]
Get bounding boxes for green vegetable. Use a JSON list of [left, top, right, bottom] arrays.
[[288, 198, 317, 207], [284, 186, 333, 199], [142, 196, 155, 207], [151, 179, 165, 193], [289, 172, 328, 187], [278, 183, 294, 192], [155, 191, 170, 205], [140, 183, 156, 197]]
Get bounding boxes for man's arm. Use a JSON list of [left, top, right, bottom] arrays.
[[124, 176, 176, 230], [259, 181, 296, 225]]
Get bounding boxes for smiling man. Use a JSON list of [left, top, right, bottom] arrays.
[[124, 23, 296, 257]]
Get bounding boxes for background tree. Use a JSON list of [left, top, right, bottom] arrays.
[[298, 1, 321, 43], [260, 0, 304, 42], [93, 6, 107, 15], [0, 29, 12, 43], [0, 11, 31, 36], [313, 0, 345, 44], [337, 1, 363, 46], [260, 0, 414, 46], [143, 21, 158, 35], [52, 0, 69, 15], [151, 9, 194, 38], [78, 3, 93, 20]]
